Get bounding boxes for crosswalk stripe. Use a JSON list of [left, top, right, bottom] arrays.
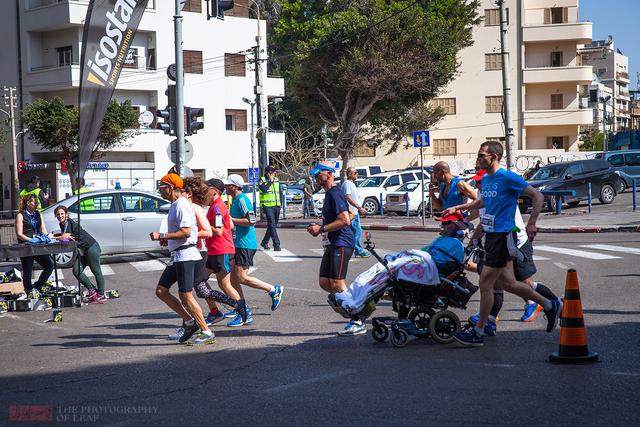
[[84, 265, 115, 277], [262, 248, 303, 263], [532, 255, 550, 261], [578, 244, 640, 255], [309, 248, 324, 256], [34, 269, 64, 280], [534, 245, 621, 260], [130, 260, 166, 272]]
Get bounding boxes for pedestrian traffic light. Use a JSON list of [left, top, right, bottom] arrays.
[[205, 0, 234, 20], [156, 107, 176, 136], [186, 107, 204, 135], [61, 159, 68, 173], [18, 161, 25, 174]]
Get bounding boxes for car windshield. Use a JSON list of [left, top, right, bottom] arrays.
[[397, 182, 420, 192], [529, 164, 566, 180], [593, 153, 603, 159], [359, 177, 385, 187]]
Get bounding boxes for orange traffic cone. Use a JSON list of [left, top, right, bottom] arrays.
[[549, 269, 598, 364]]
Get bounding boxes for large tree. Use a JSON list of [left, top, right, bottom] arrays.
[[21, 97, 139, 189], [268, 0, 480, 174]]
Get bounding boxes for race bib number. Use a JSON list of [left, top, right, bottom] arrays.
[[481, 214, 495, 233], [322, 232, 329, 247]]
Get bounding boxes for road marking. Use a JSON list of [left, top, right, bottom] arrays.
[[309, 248, 324, 256], [286, 286, 323, 293], [554, 262, 570, 270], [579, 244, 640, 255], [262, 248, 303, 262], [534, 245, 621, 260], [610, 371, 640, 377], [484, 363, 515, 368], [84, 265, 115, 277], [264, 369, 355, 393], [130, 260, 166, 272], [34, 269, 64, 280], [532, 255, 550, 261]]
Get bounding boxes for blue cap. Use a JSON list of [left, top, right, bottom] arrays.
[[309, 163, 336, 177]]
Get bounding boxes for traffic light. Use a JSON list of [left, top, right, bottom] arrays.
[[186, 107, 204, 135], [206, 0, 234, 20], [18, 161, 25, 174], [61, 159, 68, 173], [156, 107, 176, 136]]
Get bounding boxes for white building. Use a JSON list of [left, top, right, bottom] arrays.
[[0, 0, 284, 208]]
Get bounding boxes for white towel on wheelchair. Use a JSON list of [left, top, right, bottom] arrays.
[[334, 250, 441, 313]]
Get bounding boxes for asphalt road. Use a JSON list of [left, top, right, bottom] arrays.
[[1, 230, 639, 426]]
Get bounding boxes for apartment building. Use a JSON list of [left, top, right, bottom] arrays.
[[0, 0, 284, 208], [581, 79, 613, 134], [428, 0, 593, 158]]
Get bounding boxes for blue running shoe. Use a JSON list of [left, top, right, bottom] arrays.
[[269, 285, 284, 311], [227, 307, 253, 327], [223, 309, 237, 318], [544, 299, 563, 333], [467, 314, 497, 336], [468, 314, 480, 326], [205, 311, 225, 326], [521, 302, 542, 322], [453, 328, 484, 347]]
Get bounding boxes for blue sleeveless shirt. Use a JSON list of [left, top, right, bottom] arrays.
[[439, 177, 465, 209]]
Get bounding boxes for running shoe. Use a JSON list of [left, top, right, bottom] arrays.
[[90, 293, 107, 304], [223, 309, 238, 318], [354, 252, 370, 258], [521, 302, 542, 322], [227, 308, 253, 327], [186, 331, 216, 346], [205, 311, 225, 326], [179, 322, 200, 343], [453, 328, 484, 347], [167, 326, 185, 341], [544, 299, 563, 333], [269, 285, 284, 311], [467, 314, 497, 337], [338, 320, 367, 336], [260, 242, 270, 251]]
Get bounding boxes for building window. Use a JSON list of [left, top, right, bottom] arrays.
[[551, 94, 564, 110], [431, 98, 456, 115], [224, 53, 246, 77], [485, 53, 502, 71], [485, 96, 503, 113], [225, 109, 247, 131], [183, 50, 203, 74], [547, 136, 567, 149], [484, 8, 507, 26], [353, 143, 376, 157], [433, 139, 457, 156], [545, 7, 567, 24], [57, 46, 72, 67], [147, 48, 156, 70], [550, 51, 563, 67], [182, 0, 201, 13]]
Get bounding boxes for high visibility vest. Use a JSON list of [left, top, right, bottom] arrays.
[[19, 187, 43, 211], [73, 186, 95, 211], [259, 177, 281, 207]]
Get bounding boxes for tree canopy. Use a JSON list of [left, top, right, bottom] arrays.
[[268, 0, 481, 172]]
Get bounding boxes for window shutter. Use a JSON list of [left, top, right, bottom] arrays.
[[225, 53, 246, 77], [562, 7, 568, 23], [183, 50, 203, 74], [544, 8, 551, 24]]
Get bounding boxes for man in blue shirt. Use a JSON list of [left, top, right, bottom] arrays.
[[443, 141, 562, 347], [429, 161, 476, 212], [306, 163, 361, 336]]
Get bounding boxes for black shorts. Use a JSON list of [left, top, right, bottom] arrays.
[[234, 248, 256, 267], [206, 253, 232, 274], [319, 245, 354, 280], [513, 239, 537, 281], [158, 259, 199, 292], [484, 232, 513, 268]]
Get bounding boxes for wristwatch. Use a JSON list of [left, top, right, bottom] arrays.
[[320, 225, 326, 233]]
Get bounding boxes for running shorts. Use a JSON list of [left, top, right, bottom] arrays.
[[158, 259, 198, 292], [483, 232, 512, 268], [319, 245, 354, 280], [513, 239, 537, 281], [206, 253, 232, 274], [234, 248, 256, 267]]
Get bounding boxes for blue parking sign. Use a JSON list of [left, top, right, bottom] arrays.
[[248, 167, 259, 183], [413, 130, 430, 148]]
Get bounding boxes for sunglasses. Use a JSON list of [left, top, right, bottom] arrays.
[[477, 153, 493, 159]]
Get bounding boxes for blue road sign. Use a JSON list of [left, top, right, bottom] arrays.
[[413, 130, 430, 148], [248, 167, 260, 183]]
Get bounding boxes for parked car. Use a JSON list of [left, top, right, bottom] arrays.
[[356, 170, 428, 215], [594, 150, 640, 192], [355, 165, 384, 179], [519, 159, 621, 212], [42, 189, 170, 268], [385, 180, 433, 216]]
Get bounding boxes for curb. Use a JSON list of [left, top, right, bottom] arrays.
[[256, 222, 640, 233]]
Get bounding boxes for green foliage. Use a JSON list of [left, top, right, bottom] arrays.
[[269, 0, 481, 169], [579, 129, 604, 151]]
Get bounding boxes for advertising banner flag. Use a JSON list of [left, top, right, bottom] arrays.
[[78, 0, 149, 178]]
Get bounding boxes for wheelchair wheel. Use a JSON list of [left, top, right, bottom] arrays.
[[408, 307, 435, 337], [390, 328, 409, 348], [372, 325, 389, 342], [429, 310, 461, 344]]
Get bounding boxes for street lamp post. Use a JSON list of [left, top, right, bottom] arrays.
[[600, 95, 612, 153], [242, 97, 258, 213]]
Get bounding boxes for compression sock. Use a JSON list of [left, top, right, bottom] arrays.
[[209, 308, 220, 315], [541, 298, 553, 312], [490, 290, 504, 318], [194, 281, 238, 307], [533, 282, 558, 301], [474, 326, 484, 337]]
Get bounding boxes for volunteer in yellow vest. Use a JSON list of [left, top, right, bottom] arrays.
[[258, 165, 282, 251], [19, 175, 48, 211], [73, 178, 95, 211]]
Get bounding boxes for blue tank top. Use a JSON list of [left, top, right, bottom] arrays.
[[439, 177, 465, 209]]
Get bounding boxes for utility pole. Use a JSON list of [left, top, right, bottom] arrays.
[[321, 124, 328, 160], [174, 0, 185, 176], [601, 95, 611, 153], [497, 0, 515, 170], [2, 86, 19, 211], [254, 41, 267, 174]]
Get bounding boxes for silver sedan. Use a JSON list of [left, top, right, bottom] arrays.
[[42, 189, 170, 267]]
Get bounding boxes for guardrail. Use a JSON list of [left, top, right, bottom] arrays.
[[619, 172, 639, 211], [541, 190, 577, 215]]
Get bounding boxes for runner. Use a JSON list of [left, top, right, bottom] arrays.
[[341, 167, 369, 258], [429, 161, 476, 212], [223, 174, 284, 327], [443, 141, 562, 347], [150, 174, 209, 344], [306, 163, 360, 336]]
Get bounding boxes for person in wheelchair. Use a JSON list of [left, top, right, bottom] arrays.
[[420, 211, 469, 276]]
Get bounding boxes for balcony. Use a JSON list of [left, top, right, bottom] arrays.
[[524, 109, 592, 127], [523, 22, 592, 43], [24, 64, 81, 91], [523, 66, 592, 84], [616, 71, 630, 83]]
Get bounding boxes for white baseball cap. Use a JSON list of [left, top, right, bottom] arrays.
[[223, 174, 245, 188]]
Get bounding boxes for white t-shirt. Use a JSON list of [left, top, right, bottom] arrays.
[[477, 191, 527, 248], [341, 180, 359, 215], [168, 196, 201, 262]]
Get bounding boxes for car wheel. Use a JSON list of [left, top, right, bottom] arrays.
[[599, 184, 615, 204], [55, 251, 76, 269], [417, 202, 430, 217], [567, 201, 580, 208], [362, 197, 379, 215], [619, 180, 627, 193]]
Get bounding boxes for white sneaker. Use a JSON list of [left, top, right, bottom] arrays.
[[167, 326, 185, 341], [338, 320, 367, 336]]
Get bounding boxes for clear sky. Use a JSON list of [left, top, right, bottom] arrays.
[[580, 0, 639, 89]]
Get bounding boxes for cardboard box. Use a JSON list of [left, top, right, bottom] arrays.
[[0, 281, 24, 295]]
